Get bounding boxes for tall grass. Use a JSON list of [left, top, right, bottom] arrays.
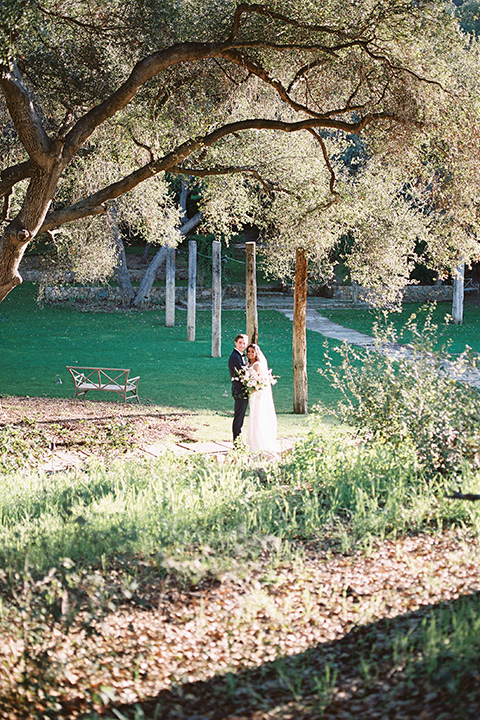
[[1, 432, 479, 580]]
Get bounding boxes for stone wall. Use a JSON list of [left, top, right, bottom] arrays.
[[42, 285, 214, 304]]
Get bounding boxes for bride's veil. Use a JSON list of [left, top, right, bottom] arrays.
[[251, 344, 269, 373]]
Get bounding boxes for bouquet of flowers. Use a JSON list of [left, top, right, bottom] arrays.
[[236, 366, 278, 396]]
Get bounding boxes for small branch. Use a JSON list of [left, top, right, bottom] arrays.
[[56, 110, 76, 140], [361, 41, 448, 92], [152, 71, 201, 117], [307, 129, 339, 201], [126, 128, 155, 162], [228, 3, 347, 43], [222, 48, 332, 119], [169, 163, 288, 194], [35, 2, 123, 34], [213, 58, 249, 86], [287, 58, 328, 94]]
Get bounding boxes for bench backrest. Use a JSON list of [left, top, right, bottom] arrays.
[[67, 367, 130, 389]]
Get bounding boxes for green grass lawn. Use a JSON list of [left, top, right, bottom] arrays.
[[4, 286, 479, 437], [319, 301, 480, 354], [0, 284, 339, 417]]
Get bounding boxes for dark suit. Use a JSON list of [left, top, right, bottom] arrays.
[[228, 348, 248, 442]]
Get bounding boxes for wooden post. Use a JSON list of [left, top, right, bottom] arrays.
[[452, 256, 465, 325], [293, 247, 308, 414], [165, 246, 175, 326], [187, 240, 197, 341], [246, 241, 258, 344], [212, 240, 222, 357]]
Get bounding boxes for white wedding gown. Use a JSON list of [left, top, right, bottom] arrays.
[[247, 360, 278, 453]]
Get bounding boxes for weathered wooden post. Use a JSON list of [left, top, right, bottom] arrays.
[[165, 246, 175, 326], [246, 241, 258, 344], [452, 256, 465, 325], [293, 247, 308, 414], [187, 240, 197, 341], [212, 240, 222, 357]]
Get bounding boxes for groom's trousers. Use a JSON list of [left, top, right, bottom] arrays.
[[233, 395, 248, 442]]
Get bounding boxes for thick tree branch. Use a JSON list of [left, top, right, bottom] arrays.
[[41, 113, 384, 233], [0, 61, 53, 165], [62, 42, 226, 159]]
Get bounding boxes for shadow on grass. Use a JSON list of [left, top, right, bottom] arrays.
[[101, 592, 480, 720], [0, 410, 193, 429]]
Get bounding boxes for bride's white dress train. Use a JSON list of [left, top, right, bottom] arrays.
[[247, 361, 277, 453]]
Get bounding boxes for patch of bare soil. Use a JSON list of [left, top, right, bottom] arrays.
[[0, 395, 197, 465]]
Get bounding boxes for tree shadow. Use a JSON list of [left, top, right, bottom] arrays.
[[101, 592, 480, 720]]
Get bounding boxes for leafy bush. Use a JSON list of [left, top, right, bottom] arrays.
[[0, 417, 135, 474], [0, 420, 48, 472], [0, 559, 115, 717], [319, 308, 480, 475]]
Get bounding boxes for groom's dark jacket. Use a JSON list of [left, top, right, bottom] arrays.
[[228, 349, 246, 398]]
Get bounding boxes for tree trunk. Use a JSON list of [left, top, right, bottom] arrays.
[[246, 241, 258, 344], [132, 245, 168, 309], [293, 247, 308, 414], [109, 208, 135, 306], [452, 256, 465, 325], [0, 165, 63, 302], [131, 212, 203, 310]]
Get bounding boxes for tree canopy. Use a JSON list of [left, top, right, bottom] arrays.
[[0, 0, 478, 303]]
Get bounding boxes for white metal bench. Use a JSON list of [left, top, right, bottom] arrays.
[[66, 366, 140, 403]]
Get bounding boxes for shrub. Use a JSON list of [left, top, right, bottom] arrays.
[[319, 308, 480, 476], [0, 421, 48, 472]]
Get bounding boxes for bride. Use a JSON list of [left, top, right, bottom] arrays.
[[246, 343, 278, 453]]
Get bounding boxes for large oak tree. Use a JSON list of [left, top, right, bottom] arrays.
[[0, 0, 473, 304]]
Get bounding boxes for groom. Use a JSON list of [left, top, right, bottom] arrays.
[[228, 334, 248, 444]]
